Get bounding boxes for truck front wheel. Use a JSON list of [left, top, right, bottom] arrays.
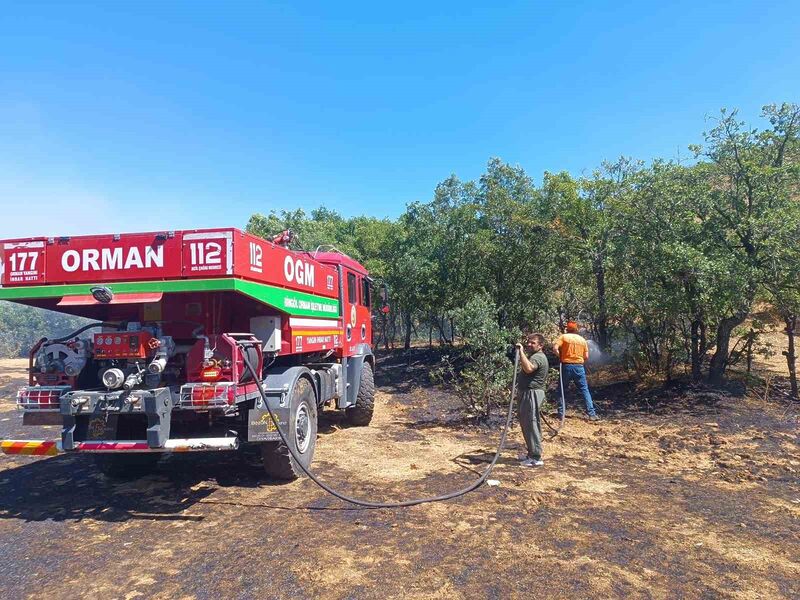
[[261, 378, 318, 480], [345, 361, 375, 426]]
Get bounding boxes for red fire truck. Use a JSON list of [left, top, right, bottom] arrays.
[[0, 228, 384, 479]]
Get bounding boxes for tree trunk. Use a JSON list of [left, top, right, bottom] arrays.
[[708, 314, 746, 385], [784, 314, 798, 400], [686, 281, 707, 381], [389, 313, 397, 349], [745, 328, 755, 375], [651, 331, 661, 373], [592, 255, 610, 350], [382, 311, 389, 351], [434, 317, 449, 345], [690, 319, 708, 382], [665, 349, 673, 382], [403, 311, 412, 351], [690, 319, 704, 381]]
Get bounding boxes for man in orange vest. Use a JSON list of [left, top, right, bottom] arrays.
[[553, 321, 599, 421]]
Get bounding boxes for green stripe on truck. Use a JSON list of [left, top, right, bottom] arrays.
[[0, 278, 340, 318]]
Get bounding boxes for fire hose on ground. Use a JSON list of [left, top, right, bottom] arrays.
[[242, 348, 571, 508], [241, 351, 524, 508]]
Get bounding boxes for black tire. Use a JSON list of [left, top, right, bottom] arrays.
[[261, 378, 318, 480], [345, 361, 375, 426], [92, 453, 160, 478]]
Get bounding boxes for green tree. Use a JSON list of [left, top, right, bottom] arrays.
[[611, 161, 714, 377], [240, 102, 800, 398], [0, 302, 90, 358], [476, 158, 556, 330], [433, 292, 516, 419], [691, 103, 800, 383], [543, 158, 639, 350]]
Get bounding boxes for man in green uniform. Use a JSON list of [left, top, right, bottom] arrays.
[[515, 332, 549, 467]]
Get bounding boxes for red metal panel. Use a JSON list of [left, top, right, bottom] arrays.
[[44, 232, 184, 284], [315, 251, 369, 275], [286, 317, 343, 354], [92, 332, 155, 359], [233, 231, 339, 299], [1, 238, 47, 285], [0, 229, 353, 303], [181, 230, 233, 277]]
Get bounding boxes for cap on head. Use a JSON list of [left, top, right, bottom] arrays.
[[566, 321, 579, 333]]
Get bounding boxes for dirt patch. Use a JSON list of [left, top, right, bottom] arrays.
[[0, 358, 28, 401], [0, 353, 798, 598]]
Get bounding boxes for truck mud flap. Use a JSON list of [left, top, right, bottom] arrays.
[[247, 407, 289, 442], [246, 367, 306, 442]]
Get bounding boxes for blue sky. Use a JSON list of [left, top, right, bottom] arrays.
[[1, 1, 798, 238]]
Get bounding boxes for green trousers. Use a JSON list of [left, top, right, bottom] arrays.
[[519, 388, 545, 460]]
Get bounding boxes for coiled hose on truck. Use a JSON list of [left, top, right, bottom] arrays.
[[241, 350, 521, 508]]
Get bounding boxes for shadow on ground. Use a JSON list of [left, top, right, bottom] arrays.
[[376, 348, 764, 431], [0, 452, 278, 523]]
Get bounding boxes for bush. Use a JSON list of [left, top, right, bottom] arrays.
[[432, 293, 517, 419]]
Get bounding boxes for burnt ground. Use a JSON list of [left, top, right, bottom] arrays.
[[0, 352, 798, 600]]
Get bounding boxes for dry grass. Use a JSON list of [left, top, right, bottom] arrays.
[[0, 355, 797, 599]]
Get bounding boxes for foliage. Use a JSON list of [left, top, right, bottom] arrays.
[[239, 103, 800, 402], [0, 302, 90, 358], [8, 103, 796, 407], [430, 293, 517, 418]]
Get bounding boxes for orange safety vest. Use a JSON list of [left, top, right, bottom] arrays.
[[555, 333, 588, 364]]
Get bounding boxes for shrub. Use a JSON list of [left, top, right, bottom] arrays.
[[432, 293, 517, 419]]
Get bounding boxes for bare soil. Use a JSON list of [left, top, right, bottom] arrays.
[[0, 353, 798, 599]]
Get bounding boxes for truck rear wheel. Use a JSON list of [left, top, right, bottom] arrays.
[[345, 361, 375, 426], [261, 378, 317, 480]]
